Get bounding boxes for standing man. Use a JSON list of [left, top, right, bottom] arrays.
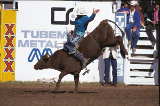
[[102, 46, 118, 86], [153, 3, 160, 85], [125, 0, 141, 53]]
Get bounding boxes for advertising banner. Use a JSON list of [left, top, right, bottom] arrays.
[[0, 10, 16, 82], [16, 1, 123, 82]]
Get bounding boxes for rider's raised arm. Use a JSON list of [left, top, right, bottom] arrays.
[[85, 9, 100, 23]]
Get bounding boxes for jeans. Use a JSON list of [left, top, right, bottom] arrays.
[[70, 36, 83, 45], [104, 58, 117, 84], [64, 33, 83, 53], [131, 30, 140, 49], [63, 34, 85, 65], [125, 23, 140, 49], [125, 23, 133, 41], [63, 42, 76, 53]]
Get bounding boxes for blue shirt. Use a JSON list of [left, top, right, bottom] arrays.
[[127, 10, 141, 29], [74, 14, 96, 37]]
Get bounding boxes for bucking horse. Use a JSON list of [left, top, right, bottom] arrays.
[[34, 19, 128, 92]]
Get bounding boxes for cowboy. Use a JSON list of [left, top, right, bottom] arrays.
[[64, 6, 100, 68], [125, 0, 141, 54], [102, 46, 119, 86]]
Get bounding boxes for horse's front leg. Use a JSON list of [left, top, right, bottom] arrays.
[[74, 73, 79, 93], [54, 72, 67, 91]]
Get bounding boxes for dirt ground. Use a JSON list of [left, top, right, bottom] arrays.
[[0, 82, 159, 106]]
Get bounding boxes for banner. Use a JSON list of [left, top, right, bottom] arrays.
[[0, 10, 16, 82]]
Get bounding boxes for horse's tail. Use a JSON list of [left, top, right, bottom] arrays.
[[115, 36, 128, 58]]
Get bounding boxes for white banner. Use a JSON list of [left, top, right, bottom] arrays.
[[16, 1, 123, 82]]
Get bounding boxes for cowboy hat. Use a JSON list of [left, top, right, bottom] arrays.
[[76, 6, 88, 15], [130, 0, 138, 6]]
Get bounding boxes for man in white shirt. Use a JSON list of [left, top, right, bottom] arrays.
[[102, 46, 118, 86]]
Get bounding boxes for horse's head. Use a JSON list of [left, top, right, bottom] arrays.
[[34, 53, 50, 70]]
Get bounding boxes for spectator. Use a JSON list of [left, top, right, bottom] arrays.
[[125, 0, 141, 54], [153, 4, 160, 25], [102, 46, 118, 86], [153, 4, 160, 58], [153, 4, 160, 44], [136, 4, 156, 47], [144, 17, 156, 47]]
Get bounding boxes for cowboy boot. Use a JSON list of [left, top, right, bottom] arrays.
[[82, 57, 89, 69]]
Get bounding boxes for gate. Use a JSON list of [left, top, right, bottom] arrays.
[[115, 12, 158, 85]]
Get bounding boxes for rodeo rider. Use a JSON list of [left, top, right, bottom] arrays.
[[64, 6, 100, 68]]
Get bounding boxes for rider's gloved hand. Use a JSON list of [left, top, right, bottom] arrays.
[[93, 9, 100, 14]]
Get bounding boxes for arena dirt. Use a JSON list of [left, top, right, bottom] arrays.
[[0, 82, 159, 106]]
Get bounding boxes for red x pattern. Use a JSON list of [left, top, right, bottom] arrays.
[[5, 24, 15, 35], [4, 61, 14, 72], [4, 48, 14, 60], [3, 24, 15, 73], [5, 36, 14, 47]]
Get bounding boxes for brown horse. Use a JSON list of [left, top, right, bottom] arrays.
[[34, 19, 128, 92]]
